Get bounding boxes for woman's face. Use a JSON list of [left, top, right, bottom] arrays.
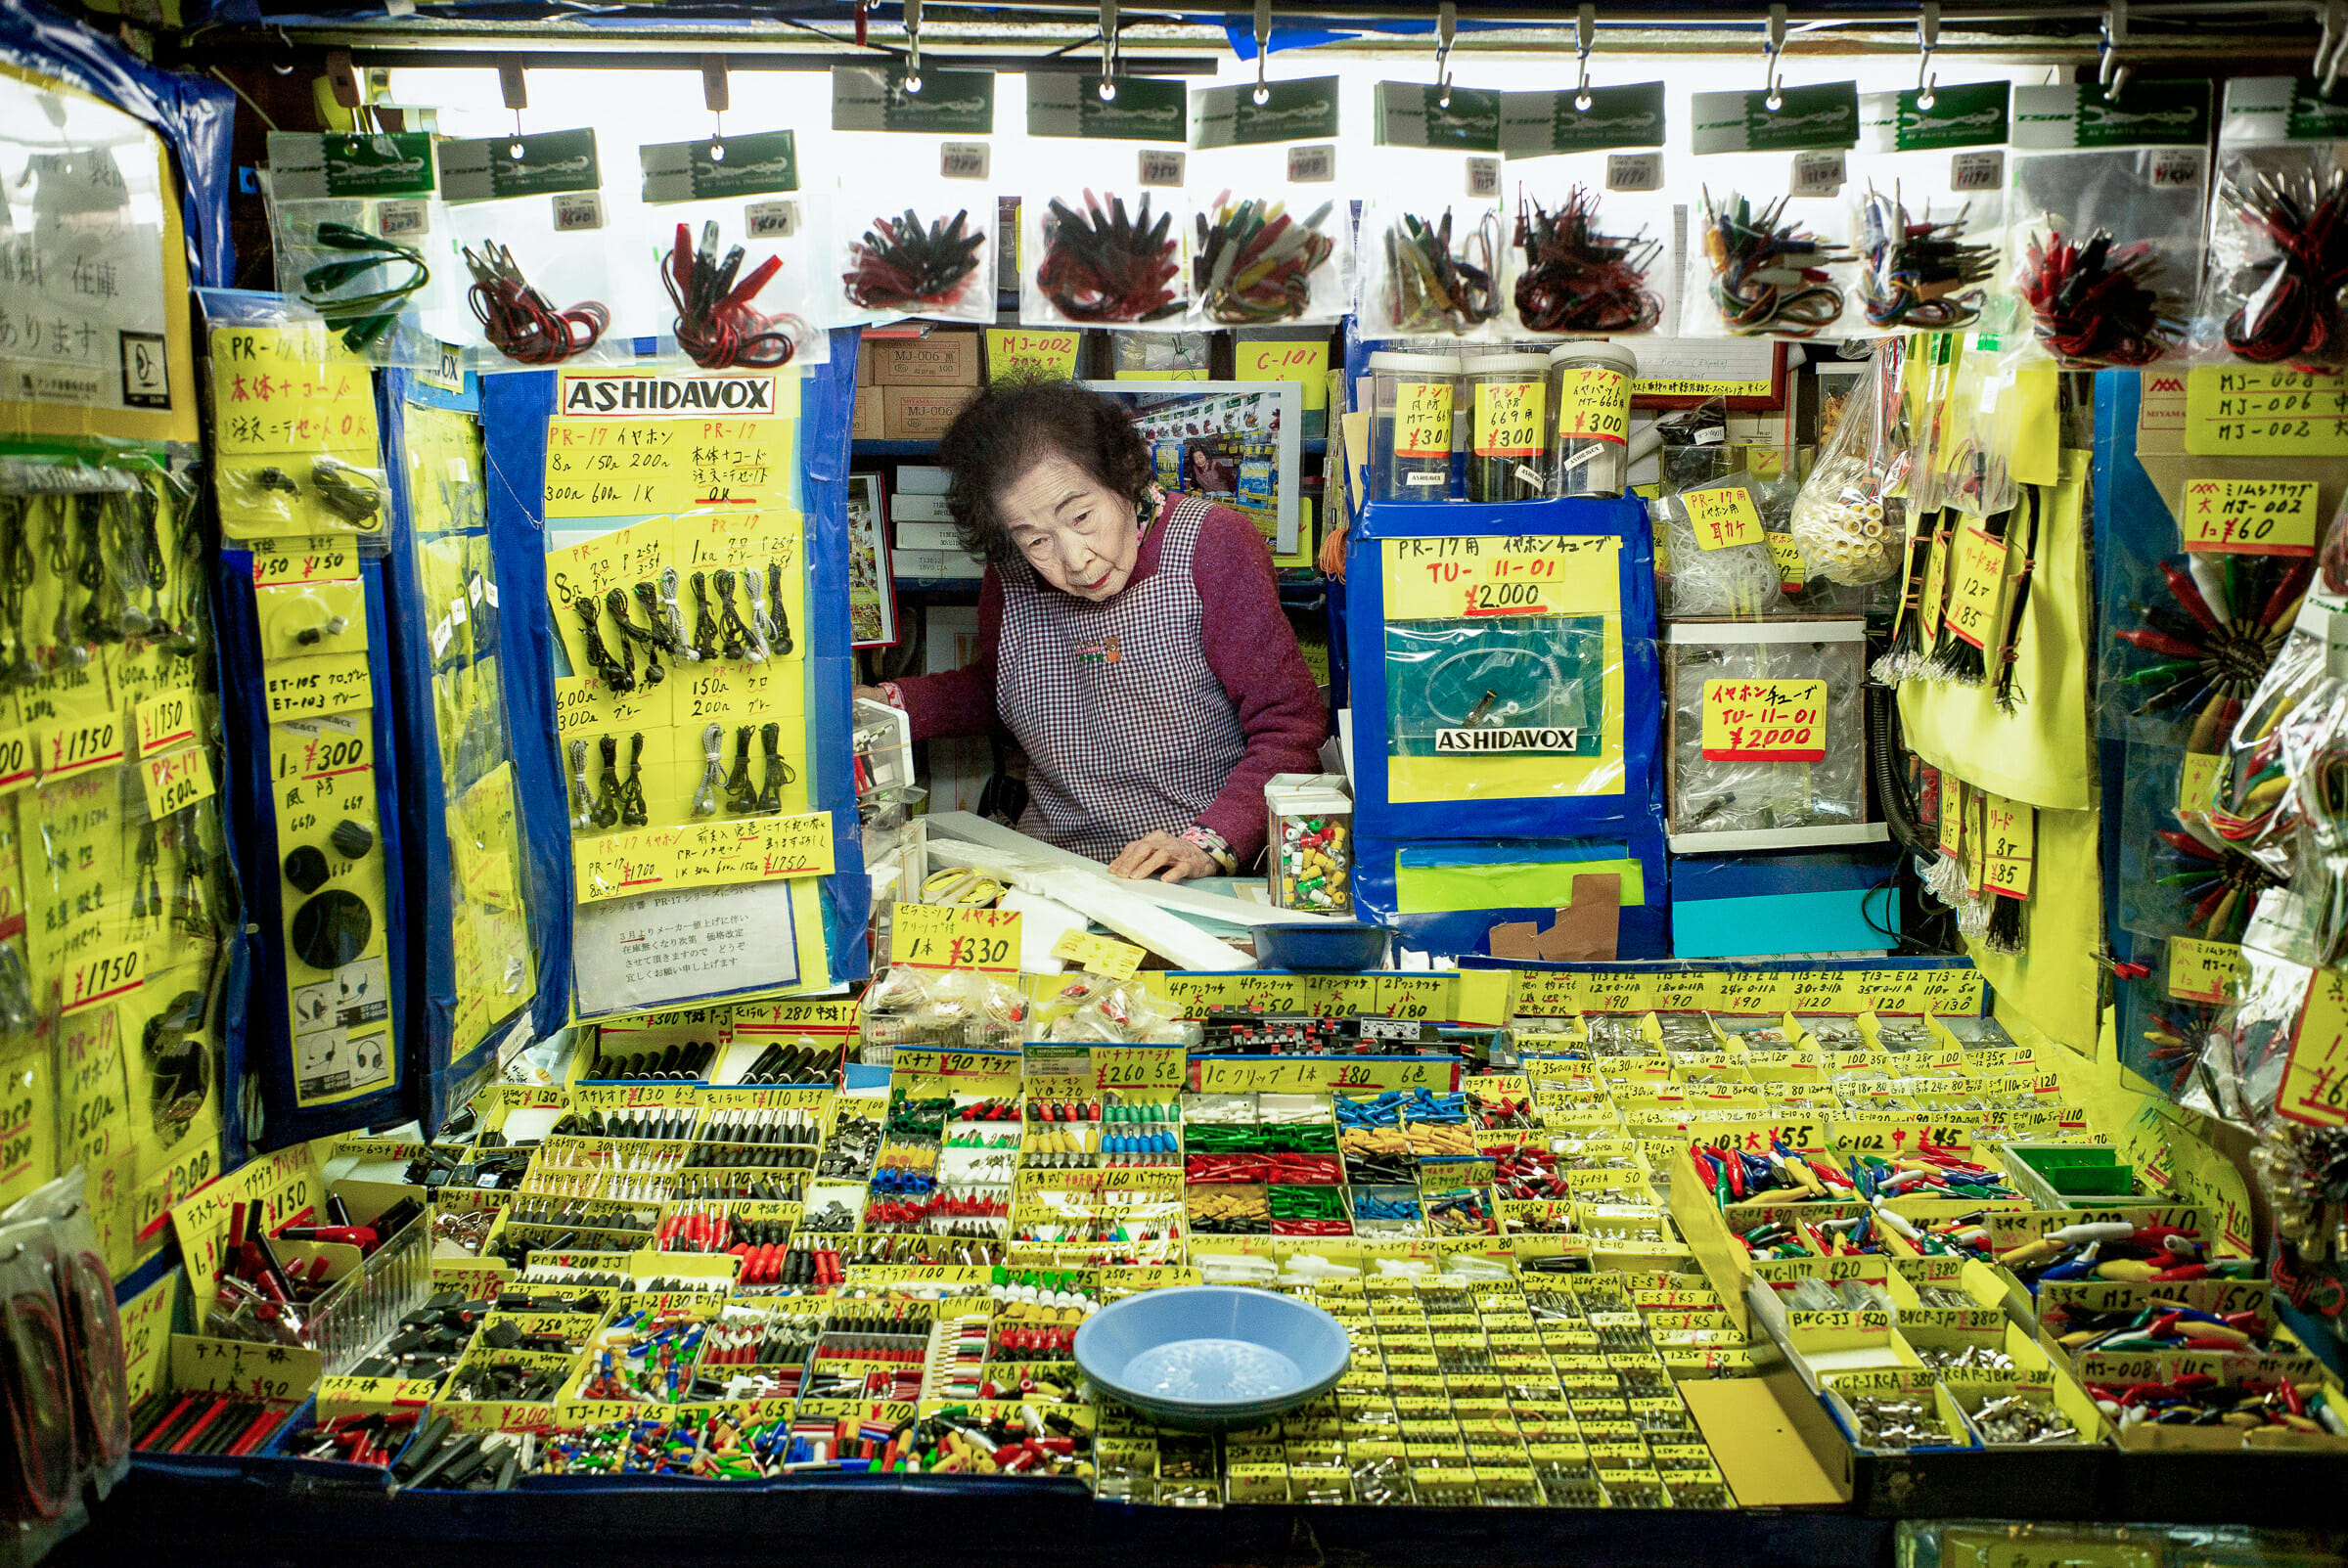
[[998, 450, 1140, 602]]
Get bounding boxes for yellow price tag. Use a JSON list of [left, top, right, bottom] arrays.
[[1235, 337, 1329, 409], [1393, 381, 1454, 456], [140, 745, 216, 819], [1380, 534, 1618, 623], [1471, 379, 1545, 458], [1699, 677, 1827, 762], [894, 904, 1020, 973], [2167, 936, 2248, 1006], [1981, 796, 2035, 899], [1943, 521, 2009, 651], [37, 714, 124, 782], [0, 726, 33, 797], [1554, 366, 1629, 443], [983, 327, 1081, 378], [133, 690, 201, 756], [1766, 531, 1806, 588], [1684, 487, 1762, 551], [2184, 366, 2348, 457], [1093, 1044, 1187, 1090], [1051, 929, 1143, 980], [63, 947, 142, 1013], [2280, 966, 2348, 1127], [2180, 478, 2320, 555]]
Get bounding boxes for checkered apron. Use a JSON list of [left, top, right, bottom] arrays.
[[997, 494, 1247, 862]]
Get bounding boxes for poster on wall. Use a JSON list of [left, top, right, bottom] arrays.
[[0, 75, 172, 415], [847, 472, 897, 648], [1083, 380, 1301, 556]]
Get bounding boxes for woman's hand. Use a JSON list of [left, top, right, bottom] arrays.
[[852, 684, 889, 706], [1108, 830, 1217, 883]]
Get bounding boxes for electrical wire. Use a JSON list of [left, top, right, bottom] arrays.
[[464, 241, 610, 365], [664, 220, 805, 369]]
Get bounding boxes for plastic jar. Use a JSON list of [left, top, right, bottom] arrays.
[[1463, 352, 1553, 503], [1546, 340, 1638, 499], [1367, 350, 1463, 501], [1265, 773, 1353, 914]]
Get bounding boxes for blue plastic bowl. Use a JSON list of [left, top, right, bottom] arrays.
[[1249, 920, 1391, 972], [1074, 1285, 1351, 1430]]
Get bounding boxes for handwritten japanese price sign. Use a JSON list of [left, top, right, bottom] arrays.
[[893, 904, 1020, 974], [1472, 378, 1545, 458], [1980, 795, 2034, 899], [2180, 478, 2319, 555], [2279, 966, 2348, 1128], [206, 324, 378, 455], [1943, 521, 2009, 650], [572, 812, 835, 903], [140, 743, 216, 818], [983, 328, 1079, 378], [1699, 678, 1827, 762], [2184, 367, 2348, 457], [1684, 487, 1762, 552], [2168, 936, 2248, 1006], [1380, 534, 1618, 621], [1555, 366, 1630, 444], [1392, 381, 1454, 456], [1052, 929, 1143, 980]]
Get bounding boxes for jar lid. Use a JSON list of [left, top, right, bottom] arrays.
[[1367, 351, 1466, 373], [1462, 353, 1552, 374], [1547, 339, 1640, 375]]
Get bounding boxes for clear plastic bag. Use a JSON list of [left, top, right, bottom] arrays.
[[1848, 82, 2009, 337], [1654, 471, 1783, 616], [1498, 83, 1672, 337], [1356, 83, 1504, 340], [437, 129, 623, 369], [1684, 83, 1862, 340], [1187, 77, 1351, 328], [2206, 599, 2338, 878], [1788, 345, 1907, 585], [2008, 80, 2213, 368], [638, 128, 823, 368], [2197, 76, 2348, 370], [1020, 75, 1191, 330], [831, 66, 1001, 327], [264, 130, 457, 363]]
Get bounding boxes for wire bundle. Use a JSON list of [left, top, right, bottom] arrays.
[[664, 221, 806, 369], [299, 221, 429, 351], [2117, 553, 2310, 745], [1380, 208, 1500, 334], [842, 209, 986, 312], [1512, 189, 1662, 335], [2219, 168, 2348, 367], [1193, 194, 1335, 325], [1035, 192, 1183, 323], [464, 241, 610, 365], [1698, 189, 1849, 337], [2020, 229, 2179, 367], [1857, 186, 1994, 332]]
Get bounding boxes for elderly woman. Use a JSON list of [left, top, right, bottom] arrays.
[[859, 379, 1326, 882]]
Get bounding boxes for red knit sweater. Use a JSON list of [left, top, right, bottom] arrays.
[[893, 500, 1327, 865]]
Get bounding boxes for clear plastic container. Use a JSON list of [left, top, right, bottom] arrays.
[[1463, 352, 1552, 504], [1545, 339, 1638, 500], [1265, 772, 1353, 914], [1367, 350, 1463, 502]]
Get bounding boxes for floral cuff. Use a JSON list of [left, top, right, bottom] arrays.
[[1180, 825, 1238, 874], [874, 680, 907, 710]]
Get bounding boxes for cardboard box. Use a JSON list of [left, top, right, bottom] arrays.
[[890, 490, 953, 523], [869, 332, 982, 386], [882, 383, 976, 439], [893, 520, 963, 552], [852, 384, 882, 440], [896, 465, 951, 494]]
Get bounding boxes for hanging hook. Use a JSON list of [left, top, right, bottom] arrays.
[[702, 54, 729, 153], [2098, 0, 2129, 104], [904, 0, 923, 94], [1574, 3, 1596, 112], [1435, 0, 1455, 110], [1100, 0, 1118, 98], [1253, 0, 1272, 106], [1763, 3, 1786, 112], [1916, 2, 1939, 109], [2321, 0, 2346, 100], [499, 56, 526, 154]]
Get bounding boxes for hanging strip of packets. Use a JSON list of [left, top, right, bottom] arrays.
[[0, 449, 233, 1219], [207, 317, 399, 1111], [542, 373, 829, 903]]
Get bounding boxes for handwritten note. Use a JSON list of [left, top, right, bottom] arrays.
[[1700, 678, 1827, 762]]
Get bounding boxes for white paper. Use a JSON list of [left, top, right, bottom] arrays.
[[574, 880, 799, 1015]]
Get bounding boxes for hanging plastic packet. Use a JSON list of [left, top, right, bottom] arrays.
[[0, 1213, 80, 1547], [2008, 78, 2212, 368], [2205, 598, 2340, 876], [1789, 342, 1908, 584], [1685, 81, 1861, 339], [1850, 81, 2009, 337], [639, 123, 822, 368], [1357, 82, 1505, 341], [1019, 73, 1192, 329], [3, 1171, 129, 1498], [264, 131, 456, 361], [1187, 76, 1351, 327], [436, 128, 622, 369], [1497, 81, 1672, 338], [2197, 76, 2348, 370], [199, 291, 390, 545], [831, 64, 999, 326]]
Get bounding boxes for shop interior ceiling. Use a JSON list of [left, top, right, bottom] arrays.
[[151, 0, 2331, 74]]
